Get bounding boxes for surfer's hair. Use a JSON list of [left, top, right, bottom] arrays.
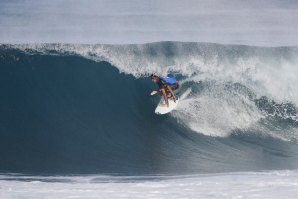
[[150, 73, 158, 78]]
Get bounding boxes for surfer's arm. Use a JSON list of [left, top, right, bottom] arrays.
[[160, 88, 169, 107], [166, 86, 176, 102]]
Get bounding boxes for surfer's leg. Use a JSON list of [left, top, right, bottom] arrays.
[[167, 83, 179, 99], [164, 87, 172, 98], [167, 90, 172, 98], [159, 88, 169, 98], [160, 88, 169, 106], [159, 89, 163, 95]]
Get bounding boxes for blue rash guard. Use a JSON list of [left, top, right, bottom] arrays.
[[157, 77, 179, 90], [160, 77, 177, 85]]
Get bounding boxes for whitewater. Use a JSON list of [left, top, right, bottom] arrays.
[[1, 171, 298, 199]]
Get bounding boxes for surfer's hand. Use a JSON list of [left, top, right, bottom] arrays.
[[173, 96, 177, 102], [151, 91, 158, 96]]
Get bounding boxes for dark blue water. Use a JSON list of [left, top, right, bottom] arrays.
[[1, 44, 298, 175]]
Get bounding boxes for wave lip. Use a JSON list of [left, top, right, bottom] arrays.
[[8, 42, 298, 103]]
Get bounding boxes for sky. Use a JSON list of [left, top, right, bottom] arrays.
[[0, 0, 298, 46]]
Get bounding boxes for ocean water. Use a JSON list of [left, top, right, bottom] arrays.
[[1, 42, 298, 198]]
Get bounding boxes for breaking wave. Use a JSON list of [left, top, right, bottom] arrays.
[[1, 42, 298, 175]]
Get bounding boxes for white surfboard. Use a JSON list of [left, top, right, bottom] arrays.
[[155, 97, 179, 115]]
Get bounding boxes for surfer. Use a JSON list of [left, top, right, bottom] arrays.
[[150, 74, 179, 107]]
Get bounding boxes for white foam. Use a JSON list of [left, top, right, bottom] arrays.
[[173, 83, 264, 137], [1, 170, 298, 199]]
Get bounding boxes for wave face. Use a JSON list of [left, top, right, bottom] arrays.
[[1, 42, 298, 175]]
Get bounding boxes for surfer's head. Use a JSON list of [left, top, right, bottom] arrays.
[[150, 73, 159, 82]]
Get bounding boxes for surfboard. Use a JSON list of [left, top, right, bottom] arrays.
[[155, 97, 179, 115]]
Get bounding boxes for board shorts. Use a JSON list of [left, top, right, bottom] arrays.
[[169, 82, 179, 91]]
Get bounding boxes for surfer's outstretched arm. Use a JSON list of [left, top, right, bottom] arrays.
[[160, 88, 169, 107], [150, 91, 158, 95]]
